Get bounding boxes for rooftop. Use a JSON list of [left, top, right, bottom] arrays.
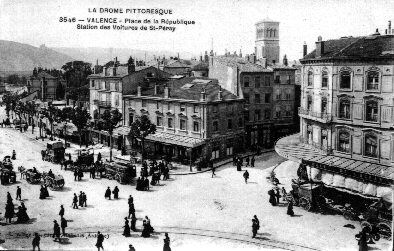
[[214, 56, 273, 73], [88, 65, 156, 78]]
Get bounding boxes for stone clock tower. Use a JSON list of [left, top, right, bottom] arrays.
[[255, 18, 280, 65]]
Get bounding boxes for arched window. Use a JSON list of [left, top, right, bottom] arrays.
[[321, 97, 327, 114], [307, 95, 313, 111], [367, 71, 379, 90], [364, 134, 378, 158], [339, 98, 350, 119], [322, 71, 328, 88], [307, 71, 313, 86], [340, 70, 351, 89], [338, 130, 350, 153], [365, 100, 378, 122]]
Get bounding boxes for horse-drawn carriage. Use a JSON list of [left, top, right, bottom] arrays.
[[24, 168, 42, 184], [41, 172, 65, 190], [42, 141, 65, 164], [284, 180, 325, 211], [0, 156, 16, 185], [103, 157, 136, 184], [1, 156, 13, 170], [69, 148, 94, 171]]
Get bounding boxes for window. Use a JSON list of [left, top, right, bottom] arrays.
[[275, 89, 281, 100], [226, 146, 233, 156], [180, 119, 186, 130], [264, 93, 271, 103], [157, 116, 163, 126], [213, 121, 219, 131], [255, 77, 261, 88], [275, 75, 280, 83], [244, 76, 250, 87], [285, 106, 291, 116], [285, 89, 291, 100], [365, 100, 378, 122], [227, 119, 232, 129], [213, 104, 218, 113], [244, 93, 250, 104], [142, 100, 147, 107], [167, 102, 172, 111], [238, 118, 243, 127], [105, 81, 110, 90], [322, 71, 328, 88], [339, 99, 350, 119], [168, 118, 173, 128], [115, 82, 120, 91], [264, 76, 271, 86], [255, 94, 261, 103], [193, 104, 199, 113], [180, 103, 186, 112], [244, 111, 250, 122], [307, 71, 313, 86], [193, 121, 199, 132], [212, 147, 220, 159], [307, 95, 312, 111], [287, 75, 291, 84], [264, 109, 271, 119], [128, 114, 134, 126], [91, 80, 95, 88], [340, 71, 351, 89], [321, 97, 327, 114], [275, 106, 281, 118], [338, 130, 350, 153], [365, 134, 378, 158], [367, 71, 379, 90], [254, 110, 261, 121], [156, 101, 161, 109]]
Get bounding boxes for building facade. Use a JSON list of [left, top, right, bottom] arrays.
[[27, 72, 66, 101], [123, 77, 245, 163], [255, 18, 280, 65]]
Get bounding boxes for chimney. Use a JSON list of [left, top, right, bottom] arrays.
[[283, 55, 288, 66], [200, 53, 203, 62], [389, 21, 392, 35], [385, 29, 388, 35], [303, 42, 307, 57], [218, 85, 223, 100], [315, 36, 324, 58], [200, 87, 206, 101], [239, 49, 242, 58], [164, 85, 170, 98], [154, 84, 158, 95], [137, 85, 141, 97]]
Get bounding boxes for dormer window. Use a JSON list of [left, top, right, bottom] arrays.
[[366, 71, 379, 91]]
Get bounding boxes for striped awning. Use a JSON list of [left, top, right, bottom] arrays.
[[146, 132, 205, 148]]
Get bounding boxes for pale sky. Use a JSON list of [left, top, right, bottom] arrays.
[[0, 0, 393, 61]]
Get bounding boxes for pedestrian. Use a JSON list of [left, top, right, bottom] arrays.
[[246, 156, 250, 167], [105, 187, 111, 200], [72, 193, 78, 209], [141, 218, 150, 238], [5, 202, 14, 223], [74, 169, 78, 181], [251, 156, 255, 167], [53, 220, 61, 242], [78, 169, 83, 181], [129, 244, 136, 251], [59, 205, 64, 218], [128, 202, 135, 219], [211, 165, 216, 178], [145, 216, 154, 233], [163, 233, 171, 251], [236, 161, 242, 171], [82, 192, 87, 207], [16, 186, 21, 200], [253, 215, 260, 230], [113, 186, 119, 199], [287, 201, 295, 216], [12, 150, 16, 160], [357, 227, 368, 251], [60, 216, 67, 236], [79, 191, 83, 207], [243, 170, 249, 183], [60, 160, 64, 170], [275, 188, 281, 204], [232, 156, 236, 166], [39, 185, 46, 199], [281, 187, 287, 202], [130, 215, 137, 231], [32, 232, 40, 251], [128, 195, 133, 205], [268, 190, 277, 206], [95, 231, 104, 251], [90, 165, 94, 178], [252, 219, 259, 238], [123, 217, 131, 237]]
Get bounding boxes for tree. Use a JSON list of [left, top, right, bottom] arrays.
[[41, 105, 60, 139], [6, 74, 21, 85], [101, 109, 122, 161], [25, 101, 38, 133], [70, 106, 91, 148], [14, 101, 26, 132], [55, 82, 65, 100], [128, 115, 156, 163], [62, 61, 92, 89]]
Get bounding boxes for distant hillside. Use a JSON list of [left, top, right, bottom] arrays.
[[0, 40, 74, 72], [51, 47, 196, 65]]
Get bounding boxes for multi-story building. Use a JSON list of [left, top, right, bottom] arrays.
[[122, 76, 245, 163], [88, 58, 172, 149], [27, 71, 66, 101], [276, 29, 394, 204]]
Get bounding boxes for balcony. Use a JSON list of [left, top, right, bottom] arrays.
[[298, 107, 332, 123], [98, 101, 111, 108]]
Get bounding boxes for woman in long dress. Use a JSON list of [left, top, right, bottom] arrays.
[[123, 217, 131, 237], [163, 233, 171, 251], [141, 219, 150, 238]]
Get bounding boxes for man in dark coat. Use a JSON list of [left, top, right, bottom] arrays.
[[82, 192, 87, 207], [128, 195, 133, 206], [163, 233, 171, 251], [61, 216, 67, 236], [357, 228, 368, 251], [39, 186, 46, 200], [72, 193, 78, 209], [251, 156, 255, 167], [79, 191, 84, 207], [59, 205, 64, 217], [74, 169, 78, 181], [128, 202, 135, 219], [287, 201, 295, 216], [53, 220, 61, 242], [252, 219, 258, 238], [105, 187, 111, 200], [113, 186, 119, 199], [32, 233, 40, 251], [275, 188, 281, 204], [96, 231, 104, 251], [78, 169, 83, 181], [211, 165, 216, 178], [16, 186, 22, 200], [243, 170, 249, 183]]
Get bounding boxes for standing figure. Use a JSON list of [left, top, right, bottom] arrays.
[[32, 233, 40, 251], [163, 233, 171, 251], [72, 193, 78, 209], [281, 187, 287, 201], [128, 195, 133, 206], [245, 156, 250, 167], [59, 205, 64, 218], [12, 150, 16, 160], [5, 202, 15, 223], [123, 217, 131, 237], [253, 215, 260, 230], [268, 190, 277, 206], [113, 186, 119, 199], [275, 188, 281, 204], [39, 186, 46, 199], [82, 192, 87, 207], [211, 165, 216, 178], [252, 219, 259, 238], [141, 218, 150, 238], [53, 220, 61, 242], [129, 244, 136, 251], [145, 216, 154, 233], [78, 191, 83, 207], [16, 186, 21, 200], [357, 228, 368, 251], [60, 216, 67, 235], [243, 170, 249, 183], [251, 156, 255, 167], [105, 187, 111, 200], [74, 169, 78, 181], [130, 215, 137, 231], [129, 203, 135, 219], [95, 231, 104, 251], [287, 201, 294, 216]]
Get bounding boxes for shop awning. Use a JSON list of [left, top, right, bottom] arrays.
[[113, 126, 131, 136], [146, 132, 205, 148]]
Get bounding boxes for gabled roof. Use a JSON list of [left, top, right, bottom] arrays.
[[214, 56, 273, 73], [302, 35, 394, 61]]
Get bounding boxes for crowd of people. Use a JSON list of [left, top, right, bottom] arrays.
[[4, 191, 30, 224]]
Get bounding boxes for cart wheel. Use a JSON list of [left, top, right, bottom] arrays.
[[377, 222, 392, 239], [299, 197, 311, 211], [361, 221, 372, 233], [372, 233, 380, 241]]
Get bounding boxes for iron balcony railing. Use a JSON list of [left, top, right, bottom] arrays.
[[298, 107, 332, 123]]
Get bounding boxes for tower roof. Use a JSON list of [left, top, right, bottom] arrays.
[[255, 17, 279, 25]]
